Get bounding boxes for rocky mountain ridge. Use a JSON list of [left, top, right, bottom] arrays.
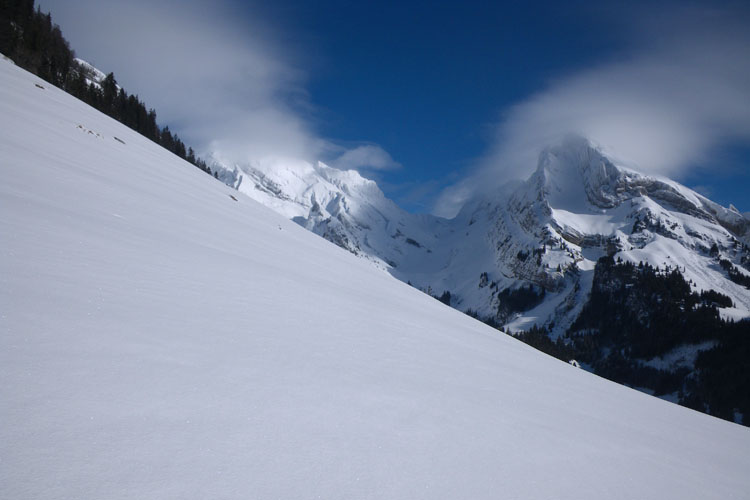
[[210, 137, 750, 334]]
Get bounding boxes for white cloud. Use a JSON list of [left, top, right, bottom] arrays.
[[331, 145, 401, 171], [38, 0, 394, 169], [434, 4, 750, 218]]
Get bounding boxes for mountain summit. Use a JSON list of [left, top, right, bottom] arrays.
[[213, 135, 750, 326], [212, 136, 750, 421]]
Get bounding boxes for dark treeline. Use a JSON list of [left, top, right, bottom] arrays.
[[0, 0, 212, 175], [496, 284, 546, 320], [719, 258, 750, 288], [565, 256, 749, 424]]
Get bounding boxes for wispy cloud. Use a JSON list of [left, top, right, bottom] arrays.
[[38, 0, 395, 169], [435, 3, 750, 217], [330, 144, 401, 171]]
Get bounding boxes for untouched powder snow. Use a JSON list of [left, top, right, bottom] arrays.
[[2, 58, 750, 500]]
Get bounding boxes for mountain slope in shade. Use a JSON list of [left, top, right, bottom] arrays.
[[3, 58, 750, 499]]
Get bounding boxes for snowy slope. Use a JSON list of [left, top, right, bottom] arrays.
[[2, 58, 750, 499]]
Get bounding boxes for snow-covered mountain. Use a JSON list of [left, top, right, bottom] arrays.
[[4, 54, 750, 499], [212, 153, 448, 269], [212, 137, 750, 328], [467, 136, 750, 329], [212, 136, 750, 419]]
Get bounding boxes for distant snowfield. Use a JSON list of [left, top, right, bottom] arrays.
[[1, 58, 749, 500]]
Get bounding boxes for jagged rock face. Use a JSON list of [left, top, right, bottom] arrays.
[[536, 136, 623, 209], [209, 139, 750, 341]]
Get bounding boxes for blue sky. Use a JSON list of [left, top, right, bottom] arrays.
[[40, 0, 750, 215], [266, 1, 626, 209]]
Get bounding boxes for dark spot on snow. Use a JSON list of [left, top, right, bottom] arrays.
[[114, 137, 125, 144], [35, 83, 44, 89], [229, 195, 238, 201]]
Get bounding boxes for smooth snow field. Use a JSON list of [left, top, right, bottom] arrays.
[[1, 58, 749, 500]]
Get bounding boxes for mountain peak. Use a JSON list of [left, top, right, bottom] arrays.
[[206, 132, 750, 340], [533, 136, 624, 211], [312, 161, 384, 198]]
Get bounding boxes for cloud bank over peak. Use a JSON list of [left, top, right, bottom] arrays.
[[330, 144, 401, 172], [38, 0, 398, 173], [434, 3, 750, 218]]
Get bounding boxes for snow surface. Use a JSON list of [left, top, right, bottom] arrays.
[[720, 306, 750, 323], [2, 58, 750, 500], [642, 342, 719, 371]]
